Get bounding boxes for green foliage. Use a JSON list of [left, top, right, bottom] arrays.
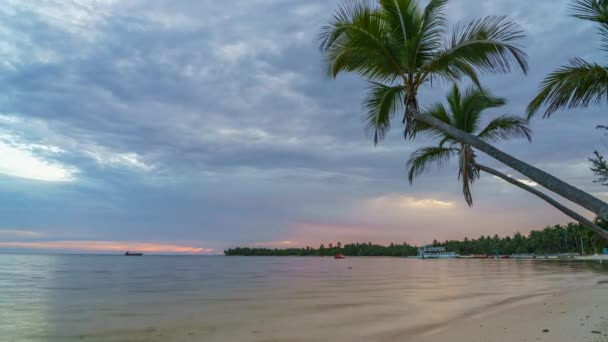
[[319, 0, 527, 142], [527, 58, 608, 118], [407, 85, 531, 206], [590, 125, 608, 185], [590, 150, 608, 185], [224, 222, 608, 256], [440, 222, 608, 255], [528, 0, 608, 118], [572, 0, 608, 50], [224, 242, 418, 257]]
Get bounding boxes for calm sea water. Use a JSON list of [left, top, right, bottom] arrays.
[[1, 254, 607, 342]]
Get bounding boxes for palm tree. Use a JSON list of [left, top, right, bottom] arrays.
[[527, 0, 608, 118], [407, 85, 608, 239], [407, 85, 529, 207], [320, 0, 608, 222]]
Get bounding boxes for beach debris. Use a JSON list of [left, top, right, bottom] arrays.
[[542, 329, 549, 333]]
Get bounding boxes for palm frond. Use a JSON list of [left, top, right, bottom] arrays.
[[451, 16, 528, 73], [318, 0, 403, 82], [414, 0, 449, 68], [422, 16, 528, 88], [319, 0, 371, 54], [363, 82, 407, 144], [572, 0, 608, 23], [477, 115, 532, 143], [438, 135, 458, 147], [378, 0, 422, 68], [572, 0, 608, 50], [454, 86, 506, 133], [407, 146, 458, 183], [458, 145, 480, 206], [527, 58, 608, 118], [419, 0, 448, 46], [446, 83, 462, 118], [430, 58, 482, 88]]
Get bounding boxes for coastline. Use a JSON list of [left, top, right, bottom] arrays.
[[416, 285, 608, 342], [74, 283, 608, 342]]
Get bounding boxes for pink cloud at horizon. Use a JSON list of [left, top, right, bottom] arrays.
[[0, 240, 213, 254]]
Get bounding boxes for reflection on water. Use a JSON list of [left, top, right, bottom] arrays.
[[0, 254, 606, 341]]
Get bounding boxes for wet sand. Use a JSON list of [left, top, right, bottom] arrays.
[[418, 286, 608, 342], [77, 284, 607, 342]]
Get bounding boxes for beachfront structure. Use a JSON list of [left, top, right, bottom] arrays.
[[418, 245, 459, 259]]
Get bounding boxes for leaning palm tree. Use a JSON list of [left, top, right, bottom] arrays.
[[527, 0, 608, 117], [408, 85, 608, 239], [320, 0, 608, 223]]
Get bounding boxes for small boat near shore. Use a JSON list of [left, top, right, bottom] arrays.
[[124, 251, 143, 256], [334, 254, 346, 259]]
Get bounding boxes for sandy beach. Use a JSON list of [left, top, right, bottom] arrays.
[[418, 285, 608, 342], [79, 281, 608, 342]]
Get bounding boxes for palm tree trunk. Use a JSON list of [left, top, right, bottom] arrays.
[[411, 111, 608, 221], [478, 164, 608, 241]]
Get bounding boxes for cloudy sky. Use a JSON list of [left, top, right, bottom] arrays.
[[0, 0, 606, 254]]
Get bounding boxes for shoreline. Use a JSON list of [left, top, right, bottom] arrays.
[[224, 254, 608, 261], [73, 283, 608, 342], [416, 284, 608, 342]]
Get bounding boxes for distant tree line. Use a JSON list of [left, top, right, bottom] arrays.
[[224, 222, 608, 256], [224, 241, 418, 257], [437, 222, 607, 255]]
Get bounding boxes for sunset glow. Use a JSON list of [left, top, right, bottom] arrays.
[[0, 241, 213, 254]]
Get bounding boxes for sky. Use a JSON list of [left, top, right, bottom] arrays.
[[0, 0, 606, 254]]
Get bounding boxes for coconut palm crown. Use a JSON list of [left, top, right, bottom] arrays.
[[527, 0, 608, 118], [407, 85, 532, 206], [319, 0, 528, 143]]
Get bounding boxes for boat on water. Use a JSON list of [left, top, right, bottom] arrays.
[[334, 254, 346, 259], [417, 245, 459, 259], [124, 251, 143, 256]]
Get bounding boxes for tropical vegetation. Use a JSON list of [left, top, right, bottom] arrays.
[[527, 0, 608, 118], [224, 242, 418, 257], [407, 84, 531, 207], [319, 0, 608, 229], [527, 0, 608, 193], [224, 222, 608, 257], [407, 85, 608, 239]]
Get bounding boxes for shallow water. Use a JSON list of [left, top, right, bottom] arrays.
[[1, 254, 607, 341]]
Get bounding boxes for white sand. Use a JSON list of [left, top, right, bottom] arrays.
[[417, 286, 608, 342], [91, 284, 608, 342]]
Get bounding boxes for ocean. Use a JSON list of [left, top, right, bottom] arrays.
[[1, 254, 607, 341]]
